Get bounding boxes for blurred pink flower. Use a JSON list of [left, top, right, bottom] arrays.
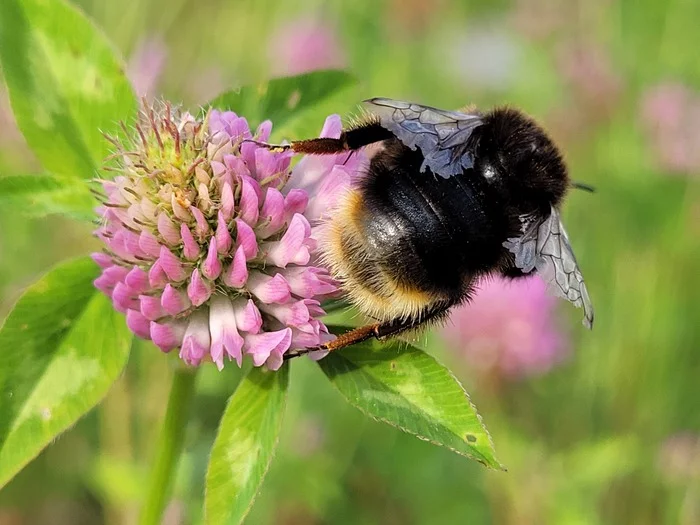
[[658, 432, 700, 483], [641, 82, 700, 175], [442, 275, 568, 379], [268, 18, 345, 76], [93, 103, 361, 370], [557, 43, 622, 111], [127, 37, 168, 97]]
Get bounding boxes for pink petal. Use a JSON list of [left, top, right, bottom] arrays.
[[161, 284, 192, 316], [260, 300, 311, 328], [257, 187, 286, 239], [158, 212, 181, 245], [320, 114, 343, 138], [239, 175, 260, 225], [125, 267, 149, 294], [91, 252, 113, 269], [140, 294, 166, 321], [255, 120, 272, 141], [159, 246, 188, 282], [126, 309, 151, 339], [139, 231, 162, 258], [254, 147, 281, 182], [247, 272, 291, 304], [220, 182, 235, 221], [94, 274, 116, 297], [215, 212, 233, 254], [222, 245, 248, 288], [265, 328, 294, 370], [284, 189, 309, 219], [201, 238, 222, 280], [264, 214, 311, 268], [235, 219, 259, 259], [179, 310, 211, 366], [103, 265, 130, 283], [209, 295, 244, 369], [190, 206, 210, 239], [282, 267, 337, 298], [150, 320, 187, 352], [304, 165, 352, 221], [181, 223, 201, 261], [187, 268, 213, 306], [223, 154, 250, 180], [112, 282, 140, 313], [232, 298, 263, 334], [240, 141, 259, 175], [244, 328, 292, 367], [148, 260, 169, 288]]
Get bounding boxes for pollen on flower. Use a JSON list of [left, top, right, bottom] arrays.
[[93, 101, 359, 370]]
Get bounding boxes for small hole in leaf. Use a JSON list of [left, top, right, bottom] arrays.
[[287, 90, 301, 109], [466, 434, 477, 443], [390, 361, 397, 370]]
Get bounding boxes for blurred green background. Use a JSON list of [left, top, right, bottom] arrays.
[[1, 0, 699, 523]]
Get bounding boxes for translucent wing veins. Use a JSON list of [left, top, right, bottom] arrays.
[[503, 207, 594, 328], [363, 98, 483, 178]]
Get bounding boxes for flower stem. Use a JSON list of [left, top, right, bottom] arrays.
[[139, 365, 198, 525]]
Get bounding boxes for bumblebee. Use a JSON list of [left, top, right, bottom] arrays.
[[264, 98, 594, 357]]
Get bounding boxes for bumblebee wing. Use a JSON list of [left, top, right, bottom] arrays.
[[363, 98, 483, 178], [503, 206, 594, 328]]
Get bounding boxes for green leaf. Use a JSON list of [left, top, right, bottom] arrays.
[[205, 365, 289, 525], [0, 0, 137, 180], [317, 330, 503, 469], [207, 70, 357, 136], [0, 174, 95, 221], [0, 257, 133, 488]]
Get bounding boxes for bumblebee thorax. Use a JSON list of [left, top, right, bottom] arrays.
[[477, 107, 569, 213]]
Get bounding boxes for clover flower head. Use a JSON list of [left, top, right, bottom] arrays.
[[93, 102, 357, 370]]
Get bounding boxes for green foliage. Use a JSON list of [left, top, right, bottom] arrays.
[[0, 174, 95, 221], [0, 257, 132, 488], [207, 70, 357, 137], [0, 0, 136, 180], [317, 332, 502, 470], [205, 365, 289, 525]]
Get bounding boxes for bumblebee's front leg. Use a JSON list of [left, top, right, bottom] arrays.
[[253, 121, 393, 156]]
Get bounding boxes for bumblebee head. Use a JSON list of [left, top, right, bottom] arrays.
[[475, 107, 569, 213]]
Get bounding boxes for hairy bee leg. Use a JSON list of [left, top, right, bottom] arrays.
[[254, 121, 394, 156], [283, 324, 382, 360], [283, 304, 452, 360]]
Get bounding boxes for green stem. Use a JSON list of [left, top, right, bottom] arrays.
[[139, 365, 198, 525]]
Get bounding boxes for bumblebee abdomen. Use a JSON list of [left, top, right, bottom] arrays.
[[362, 142, 508, 288], [323, 140, 510, 322]]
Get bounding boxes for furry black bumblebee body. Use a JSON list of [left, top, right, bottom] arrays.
[[263, 98, 594, 356]]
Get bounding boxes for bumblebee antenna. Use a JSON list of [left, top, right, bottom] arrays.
[[571, 181, 596, 193]]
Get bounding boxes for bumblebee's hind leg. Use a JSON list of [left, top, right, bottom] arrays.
[[254, 120, 394, 155], [284, 303, 453, 360]]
